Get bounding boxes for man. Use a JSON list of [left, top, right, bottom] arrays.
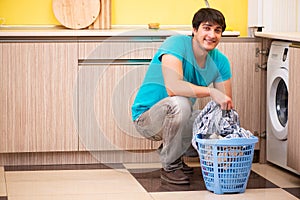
[[131, 8, 233, 185]]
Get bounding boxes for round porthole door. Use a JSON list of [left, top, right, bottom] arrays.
[[268, 68, 288, 140]]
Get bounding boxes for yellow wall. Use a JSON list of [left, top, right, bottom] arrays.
[[0, 0, 58, 25], [0, 0, 248, 36]]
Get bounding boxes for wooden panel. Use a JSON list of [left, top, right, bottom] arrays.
[[0, 150, 160, 166], [78, 64, 161, 151], [287, 47, 300, 172], [0, 42, 78, 152], [89, 0, 111, 29], [217, 41, 262, 142], [259, 38, 271, 163]]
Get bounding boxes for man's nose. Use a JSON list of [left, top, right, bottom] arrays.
[[208, 30, 216, 37]]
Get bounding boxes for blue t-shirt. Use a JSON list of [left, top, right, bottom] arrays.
[[131, 35, 231, 121]]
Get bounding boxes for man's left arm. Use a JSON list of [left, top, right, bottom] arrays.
[[213, 79, 233, 109]]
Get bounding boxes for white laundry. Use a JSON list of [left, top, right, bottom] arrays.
[[192, 100, 253, 149]]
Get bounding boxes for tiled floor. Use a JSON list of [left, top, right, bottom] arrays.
[[0, 162, 299, 200]]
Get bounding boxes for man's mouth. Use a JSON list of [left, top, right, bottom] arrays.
[[204, 39, 215, 44]]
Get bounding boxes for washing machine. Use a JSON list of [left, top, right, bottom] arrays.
[[266, 41, 298, 174]]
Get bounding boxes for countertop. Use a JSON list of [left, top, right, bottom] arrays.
[[255, 32, 300, 43], [3, 26, 300, 42], [0, 25, 240, 37]]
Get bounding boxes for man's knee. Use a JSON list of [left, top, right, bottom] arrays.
[[169, 96, 192, 119]]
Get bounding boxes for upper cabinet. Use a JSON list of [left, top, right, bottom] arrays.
[[0, 41, 79, 152], [248, 0, 300, 34]]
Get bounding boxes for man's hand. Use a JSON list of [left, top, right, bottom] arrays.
[[209, 88, 233, 110]]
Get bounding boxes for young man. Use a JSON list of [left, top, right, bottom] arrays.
[[131, 8, 233, 185]]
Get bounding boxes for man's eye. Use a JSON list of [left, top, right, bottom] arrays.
[[215, 29, 222, 34], [203, 27, 210, 31]]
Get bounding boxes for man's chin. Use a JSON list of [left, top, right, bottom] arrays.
[[203, 42, 217, 50], [204, 46, 215, 51]]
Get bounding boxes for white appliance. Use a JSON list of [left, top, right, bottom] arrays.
[[266, 41, 298, 174]]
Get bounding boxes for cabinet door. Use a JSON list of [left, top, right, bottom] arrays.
[[0, 42, 78, 152], [217, 40, 263, 138], [287, 46, 300, 172], [78, 64, 161, 151]]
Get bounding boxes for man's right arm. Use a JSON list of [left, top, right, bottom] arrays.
[[161, 54, 233, 110]]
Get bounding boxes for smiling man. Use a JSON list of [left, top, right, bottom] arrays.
[[131, 8, 233, 185]]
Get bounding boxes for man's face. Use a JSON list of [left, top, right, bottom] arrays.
[[193, 22, 223, 51]]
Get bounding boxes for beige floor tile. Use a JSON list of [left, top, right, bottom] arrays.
[[251, 163, 300, 188], [150, 188, 299, 200], [0, 166, 7, 196], [8, 192, 154, 200], [6, 169, 147, 196], [6, 169, 130, 182]]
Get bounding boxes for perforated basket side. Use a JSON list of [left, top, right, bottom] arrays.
[[196, 137, 258, 194]]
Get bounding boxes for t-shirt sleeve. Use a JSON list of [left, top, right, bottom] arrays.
[[157, 35, 186, 62]]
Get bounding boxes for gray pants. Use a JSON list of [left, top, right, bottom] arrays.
[[133, 96, 200, 171]]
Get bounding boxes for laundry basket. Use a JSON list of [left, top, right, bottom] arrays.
[[196, 136, 258, 194]]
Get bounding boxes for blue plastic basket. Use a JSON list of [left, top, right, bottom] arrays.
[[196, 136, 258, 194]]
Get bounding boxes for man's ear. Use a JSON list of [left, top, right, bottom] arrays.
[[192, 27, 198, 36]]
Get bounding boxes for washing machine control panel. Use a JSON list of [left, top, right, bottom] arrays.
[[268, 41, 291, 70]]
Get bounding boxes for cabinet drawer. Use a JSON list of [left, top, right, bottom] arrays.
[[79, 37, 163, 60]]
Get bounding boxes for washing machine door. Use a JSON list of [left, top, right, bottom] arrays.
[[268, 68, 288, 140]]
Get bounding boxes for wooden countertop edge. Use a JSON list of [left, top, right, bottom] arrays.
[[255, 32, 300, 42], [0, 25, 240, 37]]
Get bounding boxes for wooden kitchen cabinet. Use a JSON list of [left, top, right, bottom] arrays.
[[78, 64, 162, 151], [0, 41, 78, 152], [0, 35, 265, 164], [197, 39, 264, 140], [78, 38, 162, 151], [287, 46, 300, 172], [194, 39, 264, 151], [218, 39, 263, 137], [77, 37, 264, 151]]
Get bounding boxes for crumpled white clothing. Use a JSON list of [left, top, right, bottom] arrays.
[[192, 100, 253, 149]]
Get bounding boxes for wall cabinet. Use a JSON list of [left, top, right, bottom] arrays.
[[287, 46, 300, 172], [0, 41, 78, 152]]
